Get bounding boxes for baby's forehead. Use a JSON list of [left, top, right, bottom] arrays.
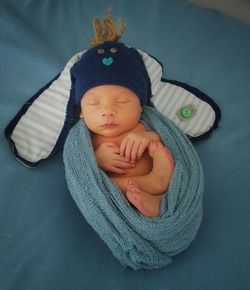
[[82, 85, 139, 99]]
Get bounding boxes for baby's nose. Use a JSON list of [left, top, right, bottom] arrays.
[[101, 109, 115, 117]]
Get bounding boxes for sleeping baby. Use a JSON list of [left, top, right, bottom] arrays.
[[71, 13, 175, 217]]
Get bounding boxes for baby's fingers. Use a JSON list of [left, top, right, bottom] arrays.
[[108, 166, 126, 175], [119, 138, 127, 157], [130, 142, 141, 162], [120, 138, 134, 160], [136, 142, 148, 160], [129, 140, 149, 162], [108, 160, 135, 175], [114, 159, 135, 169]]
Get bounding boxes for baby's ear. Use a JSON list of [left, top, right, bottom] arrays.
[[137, 49, 221, 141], [5, 51, 85, 167]]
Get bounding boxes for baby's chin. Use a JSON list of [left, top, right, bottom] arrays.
[[99, 131, 124, 138], [90, 128, 124, 138], [90, 122, 139, 138]]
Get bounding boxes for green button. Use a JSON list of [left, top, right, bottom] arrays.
[[180, 106, 193, 119]]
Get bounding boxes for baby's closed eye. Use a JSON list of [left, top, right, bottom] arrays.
[[116, 101, 129, 104], [87, 100, 100, 105], [115, 98, 130, 104]]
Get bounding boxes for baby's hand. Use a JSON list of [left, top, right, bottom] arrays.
[[95, 143, 135, 174], [120, 131, 160, 162]]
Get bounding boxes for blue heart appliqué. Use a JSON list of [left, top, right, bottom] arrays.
[[102, 57, 113, 66]]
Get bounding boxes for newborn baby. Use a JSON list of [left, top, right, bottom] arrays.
[[69, 19, 176, 217], [79, 84, 175, 217]]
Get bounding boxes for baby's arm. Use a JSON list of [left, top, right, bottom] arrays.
[[95, 143, 135, 174], [120, 130, 160, 162]]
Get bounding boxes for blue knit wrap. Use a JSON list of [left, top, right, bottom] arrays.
[[63, 106, 204, 270]]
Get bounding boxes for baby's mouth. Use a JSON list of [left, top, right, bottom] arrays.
[[101, 123, 118, 128]]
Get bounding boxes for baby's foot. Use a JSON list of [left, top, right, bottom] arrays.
[[126, 180, 163, 217], [147, 142, 175, 194]]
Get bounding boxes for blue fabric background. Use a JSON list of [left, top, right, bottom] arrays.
[[0, 0, 250, 289]]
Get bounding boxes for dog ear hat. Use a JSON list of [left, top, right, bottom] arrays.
[[5, 12, 221, 167]]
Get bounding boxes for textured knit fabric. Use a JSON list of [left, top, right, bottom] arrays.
[[63, 106, 204, 270], [70, 42, 150, 105]]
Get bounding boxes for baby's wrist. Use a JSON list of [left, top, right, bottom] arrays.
[[147, 131, 160, 141]]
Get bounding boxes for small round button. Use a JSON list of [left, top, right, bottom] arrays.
[[97, 48, 105, 54], [180, 106, 193, 118], [110, 48, 117, 53], [177, 104, 196, 121]]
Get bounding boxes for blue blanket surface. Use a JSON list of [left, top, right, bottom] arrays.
[[63, 106, 204, 269], [1, 0, 250, 289]]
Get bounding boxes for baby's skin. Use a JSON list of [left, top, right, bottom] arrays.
[[80, 85, 175, 217], [93, 131, 174, 217]]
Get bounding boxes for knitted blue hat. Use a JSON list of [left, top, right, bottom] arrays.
[[70, 42, 150, 105]]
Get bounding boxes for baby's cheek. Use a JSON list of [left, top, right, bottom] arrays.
[[82, 107, 95, 118]]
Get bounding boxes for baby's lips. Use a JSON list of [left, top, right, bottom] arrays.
[[101, 123, 118, 128]]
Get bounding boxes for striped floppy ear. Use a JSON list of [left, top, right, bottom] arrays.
[[5, 46, 221, 167], [138, 49, 221, 141], [5, 51, 85, 167]]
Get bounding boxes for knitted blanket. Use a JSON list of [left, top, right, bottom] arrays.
[[63, 106, 204, 270]]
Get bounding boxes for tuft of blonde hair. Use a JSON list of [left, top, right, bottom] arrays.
[[89, 9, 126, 46]]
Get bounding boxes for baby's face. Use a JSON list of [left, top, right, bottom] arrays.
[[80, 85, 142, 137]]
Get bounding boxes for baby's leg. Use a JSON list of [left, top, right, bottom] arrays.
[[127, 142, 174, 195], [111, 176, 163, 217], [126, 180, 163, 217], [144, 141, 175, 194], [111, 142, 175, 217]]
